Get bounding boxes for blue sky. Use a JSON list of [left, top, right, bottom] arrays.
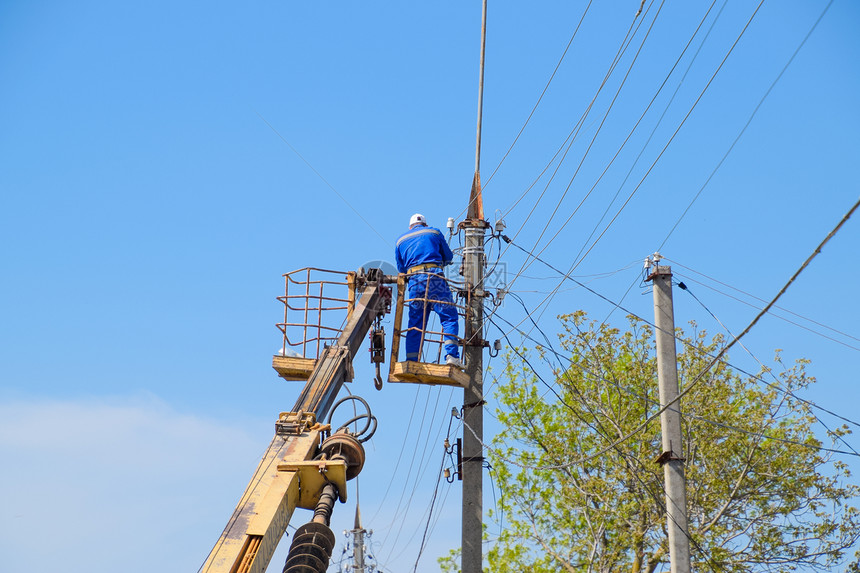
[[1, 1, 858, 572]]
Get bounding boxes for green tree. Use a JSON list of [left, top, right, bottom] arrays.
[[448, 312, 859, 572]]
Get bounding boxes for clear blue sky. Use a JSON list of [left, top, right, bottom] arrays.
[[1, 1, 858, 572]]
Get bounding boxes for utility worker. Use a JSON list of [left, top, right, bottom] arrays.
[[395, 213, 462, 367]]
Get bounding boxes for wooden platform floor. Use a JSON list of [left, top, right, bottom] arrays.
[[389, 361, 468, 388], [272, 355, 316, 381]]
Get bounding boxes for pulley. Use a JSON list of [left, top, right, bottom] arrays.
[[319, 431, 366, 480]]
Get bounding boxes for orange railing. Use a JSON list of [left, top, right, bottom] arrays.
[[390, 270, 466, 365], [276, 268, 354, 360]]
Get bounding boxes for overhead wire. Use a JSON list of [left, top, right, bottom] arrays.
[[254, 111, 390, 247], [657, 0, 836, 250], [377, 386, 435, 553], [411, 405, 462, 572], [673, 271, 860, 352], [480, 315, 856, 573], [677, 280, 860, 453], [500, 235, 860, 431], [482, 313, 739, 573], [510, 0, 753, 335], [391, 1, 841, 566], [498, 0, 653, 224], [666, 257, 860, 345], [562, 0, 834, 345], [509, 0, 668, 282], [368, 386, 425, 524], [373, 317, 502, 568], [565, 0, 724, 269], [494, 236, 860, 437], [503, 0, 767, 311], [379, 385, 454, 560], [492, 307, 860, 457], [484, 0, 657, 277], [395, 388, 457, 546], [482, 0, 595, 190], [506, 0, 724, 332], [708, 194, 860, 361], [485, 311, 860, 466], [411, 446, 448, 572]]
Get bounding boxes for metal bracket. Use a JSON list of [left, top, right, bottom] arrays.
[[654, 450, 686, 466], [277, 459, 349, 505], [275, 411, 316, 436], [456, 437, 463, 481], [457, 219, 491, 231]]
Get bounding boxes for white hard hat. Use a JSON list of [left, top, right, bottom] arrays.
[[409, 213, 427, 227]]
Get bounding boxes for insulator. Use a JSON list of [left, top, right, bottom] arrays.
[[283, 522, 336, 573], [495, 288, 506, 303], [313, 484, 338, 526]]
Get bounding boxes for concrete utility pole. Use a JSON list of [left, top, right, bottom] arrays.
[[647, 257, 692, 573], [461, 2, 488, 572], [461, 218, 486, 573]]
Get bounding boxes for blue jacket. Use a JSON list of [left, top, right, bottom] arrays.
[[395, 225, 454, 273]]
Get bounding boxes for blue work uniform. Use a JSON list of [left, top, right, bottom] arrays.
[[395, 225, 460, 361]]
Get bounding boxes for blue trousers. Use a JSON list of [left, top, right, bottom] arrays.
[[405, 269, 459, 361]]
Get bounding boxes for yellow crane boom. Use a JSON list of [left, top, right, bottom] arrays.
[[200, 269, 391, 573]]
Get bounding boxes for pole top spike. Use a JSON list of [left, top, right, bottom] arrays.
[[354, 503, 362, 529], [467, 172, 484, 220]]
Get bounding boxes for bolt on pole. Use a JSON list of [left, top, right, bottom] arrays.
[[648, 260, 692, 573]]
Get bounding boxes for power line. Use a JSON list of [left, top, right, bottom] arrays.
[[565, 0, 724, 269], [716, 195, 860, 359], [666, 258, 860, 344], [523, 0, 767, 291], [499, 220, 860, 431], [254, 110, 390, 247], [513, 0, 668, 274], [411, 449, 447, 572], [482, 0, 595, 190], [672, 272, 860, 352], [487, 311, 859, 459], [657, 0, 836, 250], [677, 280, 860, 457], [485, 0, 658, 279], [482, 308, 857, 571], [379, 385, 454, 561], [494, 0, 761, 307]]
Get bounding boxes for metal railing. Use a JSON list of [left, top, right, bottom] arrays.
[[392, 270, 466, 365], [276, 268, 354, 360]]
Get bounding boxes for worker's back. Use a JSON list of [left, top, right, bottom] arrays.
[[395, 225, 453, 273]]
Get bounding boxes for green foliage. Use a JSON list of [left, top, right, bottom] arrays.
[[475, 312, 860, 573]]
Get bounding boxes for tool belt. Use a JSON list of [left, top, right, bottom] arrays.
[[407, 262, 443, 274]]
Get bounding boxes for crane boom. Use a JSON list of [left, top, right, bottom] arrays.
[[292, 276, 389, 418], [200, 269, 391, 573]]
